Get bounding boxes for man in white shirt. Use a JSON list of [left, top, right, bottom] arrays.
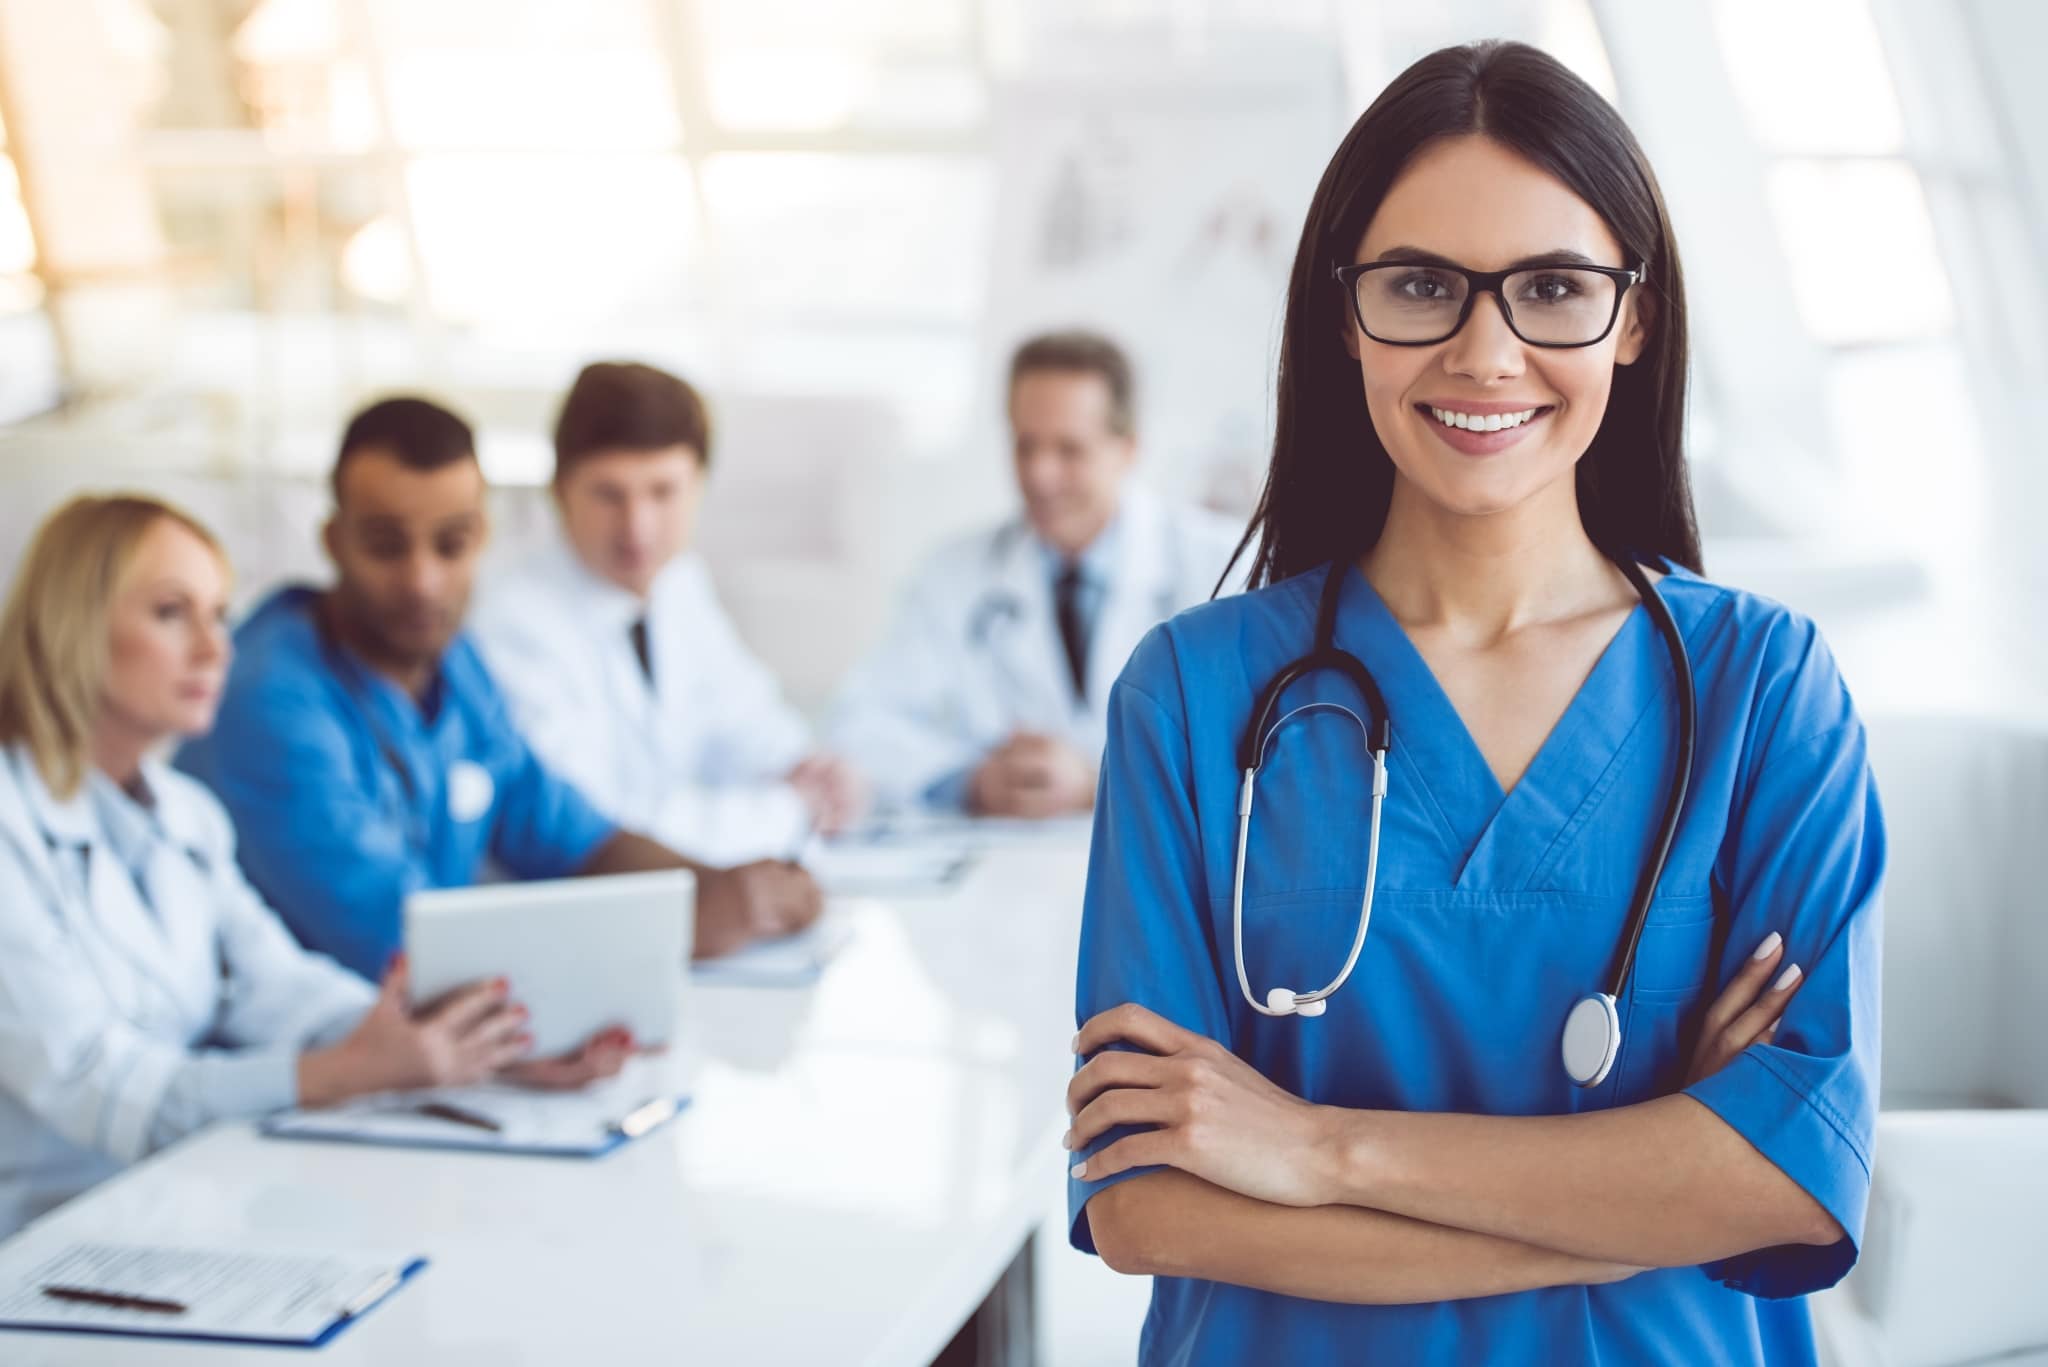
[[473, 363, 864, 865], [829, 331, 1245, 818]]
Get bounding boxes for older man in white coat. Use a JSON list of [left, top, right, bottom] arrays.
[[473, 363, 864, 865], [830, 331, 1244, 818]]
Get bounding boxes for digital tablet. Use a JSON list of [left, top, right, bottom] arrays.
[[403, 870, 693, 1058]]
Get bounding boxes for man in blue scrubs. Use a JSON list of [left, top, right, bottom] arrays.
[[178, 397, 822, 980]]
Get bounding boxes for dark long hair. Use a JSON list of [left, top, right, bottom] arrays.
[[1229, 40, 1701, 589]]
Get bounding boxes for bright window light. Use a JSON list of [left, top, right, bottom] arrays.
[[1767, 158, 1954, 345], [1539, 0, 1619, 105], [406, 155, 701, 324], [385, 48, 680, 150], [339, 214, 411, 304], [700, 153, 992, 322], [0, 158, 36, 277], [1714, 0, 1905, 154]]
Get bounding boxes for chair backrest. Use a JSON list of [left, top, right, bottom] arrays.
[[1863, 711, 2048, 1109]]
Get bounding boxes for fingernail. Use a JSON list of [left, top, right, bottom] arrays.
[[1773, 963, 1802, 991], [1751, 932, 1782, 961], [1770, 1016, 1784, 1033], [1061, 1129, 1074, 1150], [1069, 1033, 1080, 1054], [1069, 1162, 1087, 1179]]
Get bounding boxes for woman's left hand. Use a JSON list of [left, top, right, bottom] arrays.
[[500, 1026, 638, 1091], [1065, 1003, 1342, 1208]]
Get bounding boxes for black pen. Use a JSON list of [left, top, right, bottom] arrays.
[[41, 1284, 188, 1315], [413, 1100, 503, 1133]]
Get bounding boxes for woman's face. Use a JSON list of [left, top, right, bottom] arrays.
[[101, 519, 232, 745], [1345, 133, 1650, 522]]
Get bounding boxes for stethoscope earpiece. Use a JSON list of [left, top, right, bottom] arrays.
[[1262, 986, 1328, 1018]]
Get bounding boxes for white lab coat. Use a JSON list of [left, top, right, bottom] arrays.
[[471, 536, 814, 865], [828, 487, 1246, 807], [0, 744, 374, 1237]]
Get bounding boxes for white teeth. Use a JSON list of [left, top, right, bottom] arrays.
[[1429, 406, 1540, 432]]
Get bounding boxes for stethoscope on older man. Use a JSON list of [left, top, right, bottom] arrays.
[[1232, 550, 1695, 1088]]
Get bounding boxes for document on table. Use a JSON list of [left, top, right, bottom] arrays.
[[262, 1054, 686, 1157], [805, 840, 975, 895], [690, 908, 855, 987], [0, 1242, 423, 1346], [846, 809, 1094, 849]]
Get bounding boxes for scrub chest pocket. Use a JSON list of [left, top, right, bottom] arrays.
[[1614, 892, 1720, 1103]]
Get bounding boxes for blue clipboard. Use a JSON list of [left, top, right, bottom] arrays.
[[260, 1092, 688, 1159], [0, 1255, 426, 1349]]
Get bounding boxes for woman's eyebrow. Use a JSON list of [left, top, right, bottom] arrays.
[[1371, 244, 1607, 269]]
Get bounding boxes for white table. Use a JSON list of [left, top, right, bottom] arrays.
[[0, 839, 1093, 1365]]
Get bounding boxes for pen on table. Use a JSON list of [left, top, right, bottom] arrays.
[[339, 1269, 400, 1320], [613, 1095, 680, 1140], [41, 1284, 188, 1315], [413, 1100, 502, 1133]]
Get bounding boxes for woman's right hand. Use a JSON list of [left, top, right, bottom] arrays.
[[1683, 931, 1805, 1086], [297, 955, 535, 1107]]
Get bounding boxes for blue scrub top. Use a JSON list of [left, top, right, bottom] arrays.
[[177, 587, 617, 979], [1069, 560, 1885, 1366]]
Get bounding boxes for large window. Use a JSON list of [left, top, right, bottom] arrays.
[[0, 0, 1005, 475], [1713, 0, 1985, 558], [0, 103, 59, 424]]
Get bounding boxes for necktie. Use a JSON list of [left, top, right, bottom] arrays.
[[1054, 563, 1088, 701], [628, 616, 654, 685]]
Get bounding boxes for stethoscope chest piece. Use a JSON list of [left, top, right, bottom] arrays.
[[1561, 992, 1620, 1088]]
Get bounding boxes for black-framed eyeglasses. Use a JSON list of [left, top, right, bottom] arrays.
[[1333, 259, 1647, 349]]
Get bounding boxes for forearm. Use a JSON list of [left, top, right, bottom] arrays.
[[1088, 1169, 1640, 1304], [1326, 1094, 1841, 1267], [580, 829, 703, 878]]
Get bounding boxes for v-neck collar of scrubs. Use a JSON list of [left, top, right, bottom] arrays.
[[1323, 561, 1677, 893], [308, 595, 458, 797]]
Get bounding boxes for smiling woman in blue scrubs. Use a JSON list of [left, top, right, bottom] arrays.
[[1063, 40, 1883, 1365]]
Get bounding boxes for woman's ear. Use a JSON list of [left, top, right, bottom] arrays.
[[1615, 288, 1655, 367], [1340, 311, 1362, 362]]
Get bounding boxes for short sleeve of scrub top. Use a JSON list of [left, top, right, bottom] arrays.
[[1066, 563, 1885, 1367], [1067, 627, 1237, 1255]]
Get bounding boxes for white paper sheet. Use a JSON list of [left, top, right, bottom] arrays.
[[0, 1243, 415, 1343], [263, 1054, 684, 1155], [805, 841, 974, 895], [847, 810, 1094, 848], [690, 911, 854, 987]]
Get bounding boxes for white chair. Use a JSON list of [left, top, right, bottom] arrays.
[[1812, 712, 2048, 1367]]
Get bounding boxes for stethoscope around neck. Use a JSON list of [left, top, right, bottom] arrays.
[[1230, 554, 1697, 1088], [966, 523, 1182, 649]]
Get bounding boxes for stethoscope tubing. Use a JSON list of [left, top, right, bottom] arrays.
[[1231, 554, 1696, 1041]]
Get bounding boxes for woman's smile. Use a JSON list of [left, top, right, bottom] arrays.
[[1413, 401, 1560, 457]]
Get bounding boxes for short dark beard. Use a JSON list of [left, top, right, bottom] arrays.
[[316, 587, 439, 702]]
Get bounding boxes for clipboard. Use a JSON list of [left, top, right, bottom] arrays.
[[0, 1244, 426, 1348], [260, 1058, 688, 1158]]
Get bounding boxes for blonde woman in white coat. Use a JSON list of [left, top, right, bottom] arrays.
[[0, 495, 630, 1237]]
